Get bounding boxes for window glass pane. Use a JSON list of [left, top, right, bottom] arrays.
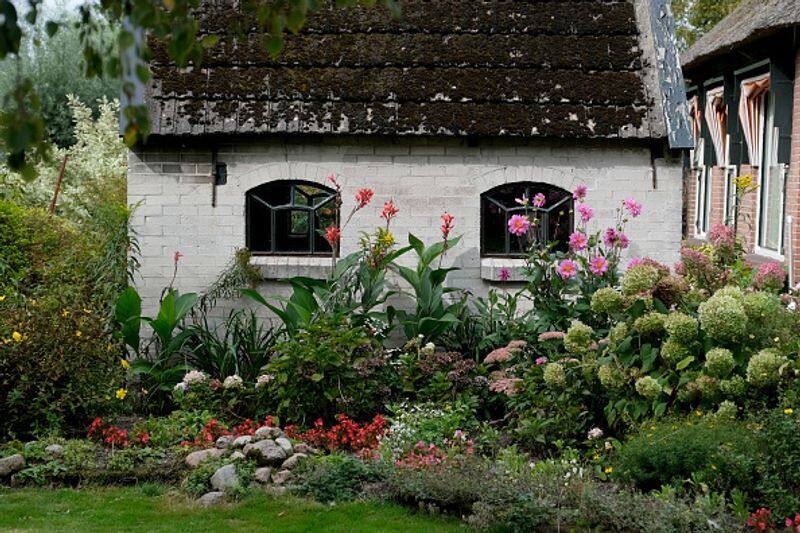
[[274, 209, 311, 252], [247, 195, 272, 253], [482, 202, 507, 255], [762, 164, 784, 251], [290, 210, 310, 235]]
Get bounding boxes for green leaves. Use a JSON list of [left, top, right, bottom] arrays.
[[114, 286, 142, 352]]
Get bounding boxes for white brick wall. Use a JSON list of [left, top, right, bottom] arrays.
[[128, 137, 683, 317]]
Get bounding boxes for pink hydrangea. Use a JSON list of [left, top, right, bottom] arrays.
[[623, 198, 642, 218], [753, 262, 786, 292], [535, 357, 548, 365], [573, 184, 588, 201], [533, 193, 546, 208], [557, 259, 578, 279], [577, 204, 594, 223], [709, 224, 736, 249], [589, 256, 609, 275], [569, 231, 588, 251], [508, 214, 530, 236]]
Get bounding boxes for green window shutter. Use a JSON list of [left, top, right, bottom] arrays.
[[770, 58, 794, 165]]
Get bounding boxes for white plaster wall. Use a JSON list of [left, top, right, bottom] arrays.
[[128, 136, 683, 317]]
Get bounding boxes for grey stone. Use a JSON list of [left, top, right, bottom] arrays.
[[232, 435, 252, 448], [230, 451, 245, 461], [185, 447, 224, 468], [271, 469, 293, 485], [246, 439, 287, 466], [210, 464, 239, 491], [254, 426, 283, 440], [293, 443, 318, 455], [242, 443, 253, 456], [45, 444, 65, 457], [0, 454, 25, 477], [281, 453, 308, 470], [199, 491, 225, 507], [254, 467, 273, 484], [215, 436, 232, 449], [274, 437, 293, 456]]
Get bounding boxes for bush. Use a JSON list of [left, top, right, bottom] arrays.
[[267, 315, 399, 422], [295, 453, 377, 503], [615, 418, 760, 494]]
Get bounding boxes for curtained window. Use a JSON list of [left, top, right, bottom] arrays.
[[738, 75, 770, 166], [704, 86, 727, 166], [688, 95, 703, 167]]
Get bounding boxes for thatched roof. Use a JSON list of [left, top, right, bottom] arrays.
[[141, 0, 690, 147], [682, 0, 800, 69]]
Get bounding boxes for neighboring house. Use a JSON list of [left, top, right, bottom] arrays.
[[128, 0, 690, 316], [682, 0, 800, 286]]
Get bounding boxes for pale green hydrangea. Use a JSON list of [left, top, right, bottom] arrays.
[[622, 265, 661, 295], [715, 400, 738, 419], [746, 349, 786, 388], [663, 312, 698, 344], [660, 339, 692, 367], [704, 347, 736, 378], [591, 287, 625, 315], [598, 363, 627, 390], [719, 375, 746, 400], [543, 363, 567, 389], [696, 375, 718, 398], [742, 291, 783, 323], [714, 285, 745, 302], [564, 322, 594, 355], [698, 294, 747, 344], [633, 312, 666, 338], [635, 376, 662, 399], [608, 323, 629, 347]]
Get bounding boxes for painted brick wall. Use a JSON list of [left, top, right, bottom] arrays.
[[128, 136, 684, 317]]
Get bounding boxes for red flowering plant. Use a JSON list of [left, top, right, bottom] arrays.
[[394, 430, 474, 470], [87, 417, 151, 449], [747, 508, 776, 532], [285, 413, 387, 456]]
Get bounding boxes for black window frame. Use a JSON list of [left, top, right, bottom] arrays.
[[245, 180, 338, 256], [480, 182, 574, 258]]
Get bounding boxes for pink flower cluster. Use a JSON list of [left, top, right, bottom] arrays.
[[753, 262, 786, 292], [395, 435, 474, 469], [508, 214, 531, 236], [603, 228, 629, 249]]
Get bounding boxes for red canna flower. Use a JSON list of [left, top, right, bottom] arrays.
[[324, 225, 341, 246], [380, 200, 399, 222], [355, 188, 374, 209], [440, 212, 455, 240], [174, 251, 183, 263]]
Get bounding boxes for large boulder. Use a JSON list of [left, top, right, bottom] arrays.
[[293, 443, 318, 455], [210, 464, 239, 492], [246, 439, 287, 466], [232, 435, 253, 448], [0, 454, 25, 477], [199, 491, 225, 507], [45, 444, 65, 457], [274, 437, 293, 456], [271, 469, 293, 485], [215, 436, 232, 449], [185, 448, 224, 468], [254, 426, 282, 440]]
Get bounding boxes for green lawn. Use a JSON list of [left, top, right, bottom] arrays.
[[0, 486, 463, 532]]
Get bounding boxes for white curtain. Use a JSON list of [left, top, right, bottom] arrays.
[[688, 95, 701, 145], [738, 75, 770, 166], [704, 87, 726, 165]]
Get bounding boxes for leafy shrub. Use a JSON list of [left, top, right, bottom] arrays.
[[752, 409, 800, 517], [267, 314, 399, 422], [295, 453, 377, 503], [615, 418, 760, 494], [379, 402, 479, 459]]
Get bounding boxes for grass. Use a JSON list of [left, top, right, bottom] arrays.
[[0, 485, 464, 532]]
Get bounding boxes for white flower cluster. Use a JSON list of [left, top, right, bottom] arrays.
[[255, 374, 275, 389], [587, 427, 604, 440], [183, 370, 208, 385], [223, 375, 243, 389]]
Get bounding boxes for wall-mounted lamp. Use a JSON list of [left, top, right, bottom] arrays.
[[211, 148, 227, 207]]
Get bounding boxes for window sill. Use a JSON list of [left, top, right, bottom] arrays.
[[250, 255, 332, 280], [480, 258, 527, 282]]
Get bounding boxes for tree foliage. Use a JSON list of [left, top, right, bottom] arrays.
[[0, 0, 399, 177], [672, 0, 743, 50]]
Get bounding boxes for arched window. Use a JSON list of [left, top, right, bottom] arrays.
[[246, 180, 337, 255], [481, 182, 573, 256]]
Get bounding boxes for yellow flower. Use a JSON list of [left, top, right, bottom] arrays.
[[83, 308, 92, 314], [0, 295, 6, 302], [379, 231, 395, 247], [695, 411, 703, 417], [75, 330, 83, 338], [61, 309, 70, 317], [107, 343, 114, 352], [141, 388, 149, 396], [115, 388, 127, 400], [11, 331, 23, 343], [120, 359, 131, 370], [604, 467, 613, 474], [30, 299, 36, 306], [592, 453, 599, 460], [711, 464, 717, 470], [784, 408, 794, 415]]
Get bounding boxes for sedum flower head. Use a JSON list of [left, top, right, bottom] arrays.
[[543, 363, 567, 389], [633, 312, 666, 338], [715, 400, 738, 420], [591, 287, 625, 315], [663, 312, 698, 344], [698, 294, 747, 344], [704, 347, 736, 378], [635, 376, 662, 399], [598, 364, 627, 390], [660, 339, 692, 368], [621, 265, 661, 295], [564, 322, 594, 355], [746, 348, 786, 388]]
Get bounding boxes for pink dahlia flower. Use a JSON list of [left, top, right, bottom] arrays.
[[508, 214, 531, 236]]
